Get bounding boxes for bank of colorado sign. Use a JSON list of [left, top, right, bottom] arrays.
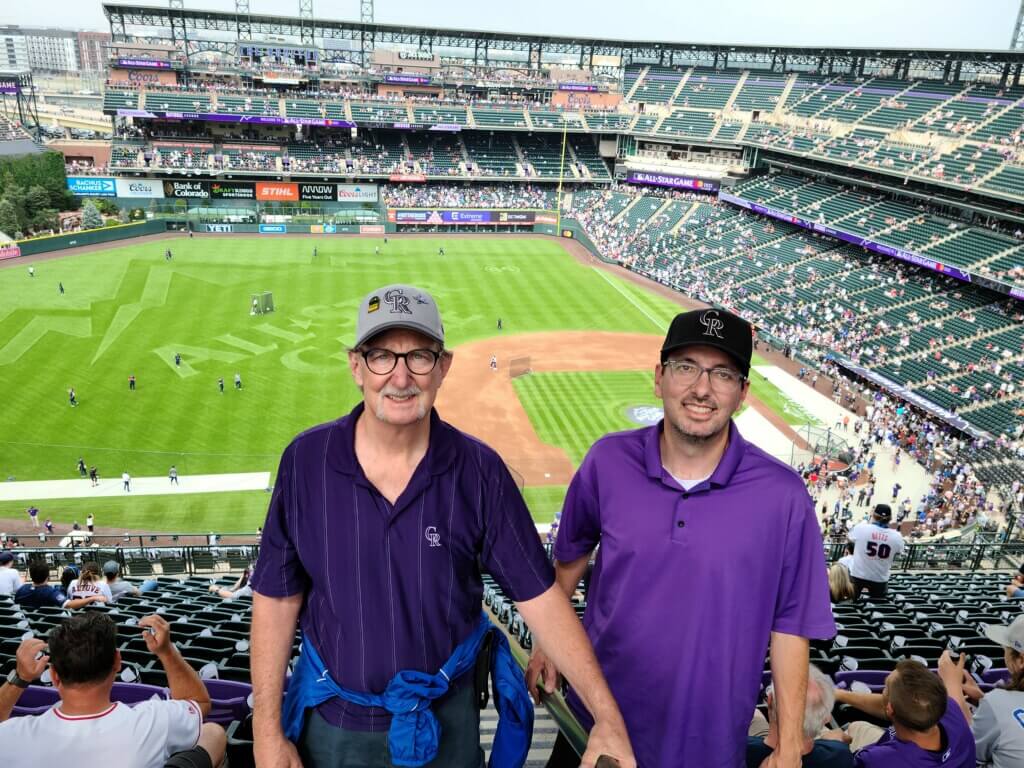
[[163, 180, 210, 199]]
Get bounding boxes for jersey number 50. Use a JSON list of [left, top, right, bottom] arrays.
[[865, 541, 892, 559]]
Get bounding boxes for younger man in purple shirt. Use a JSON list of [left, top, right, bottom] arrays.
[[529, 308, 836, 768], [838, 658, 975, 767], [250, 284, 634, 768]]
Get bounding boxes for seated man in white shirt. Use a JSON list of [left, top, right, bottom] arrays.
[[0, 551, 22, 596], [0, 612, 226, 768]]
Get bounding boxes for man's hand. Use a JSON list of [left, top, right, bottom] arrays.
[[254, 731, 304, 768], [937, 650, 965, 688], [525, 648, 560, 704], [580, 718, 636, 768], [962, 670, 985, 703], [15, 638, 49, 683], [138, 614, 173, 656]]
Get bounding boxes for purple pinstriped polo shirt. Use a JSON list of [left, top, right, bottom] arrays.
[[554, 420, 836, 768], [251, 402, 554, 732]]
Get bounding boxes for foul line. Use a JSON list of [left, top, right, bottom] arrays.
[[591, 267, 665, 332]]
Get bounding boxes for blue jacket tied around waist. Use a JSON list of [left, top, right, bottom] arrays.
[[281, 612, 534, 767]]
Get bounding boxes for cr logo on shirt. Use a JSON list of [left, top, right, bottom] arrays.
[[424, 526, 441, 547]]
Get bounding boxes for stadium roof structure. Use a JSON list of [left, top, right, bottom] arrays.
[[103, 2, 1024, 84]]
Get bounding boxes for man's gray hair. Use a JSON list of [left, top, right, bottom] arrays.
[[766, 664, 835, 741]]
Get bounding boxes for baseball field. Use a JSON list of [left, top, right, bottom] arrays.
[[0, 235, 813, 530]]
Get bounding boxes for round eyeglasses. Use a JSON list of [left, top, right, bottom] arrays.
[[360, 348, 442, 375]]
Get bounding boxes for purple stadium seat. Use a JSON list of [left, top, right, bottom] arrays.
[[111, 681, 168, 704], [10, 685, 60, 717], [204, 679, 252, 725], [834, 670, 890, 691]]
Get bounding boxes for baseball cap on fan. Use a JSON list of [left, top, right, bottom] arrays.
[[354, 284, 445, 348], [660, 308, 753, 377], [983, 614, 1024, 654]]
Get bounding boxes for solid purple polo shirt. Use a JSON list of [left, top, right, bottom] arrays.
[[853, 697, 975, 767], [251, 402, 554, 732], [553, 420, 836, 768]]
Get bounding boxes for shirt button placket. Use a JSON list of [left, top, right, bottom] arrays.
[[673, 495, 688, 539]]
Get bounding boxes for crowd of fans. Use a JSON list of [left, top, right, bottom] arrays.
[[380, 183, 555, 209]]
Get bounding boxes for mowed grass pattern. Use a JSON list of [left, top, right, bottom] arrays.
[[0, 237, 680, 483], [513, 371, 660, 465], [0, 237, 811, 529]]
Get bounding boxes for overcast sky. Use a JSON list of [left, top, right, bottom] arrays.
[[1, 0, 1019, 50]]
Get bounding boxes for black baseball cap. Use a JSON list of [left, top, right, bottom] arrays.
[[661, 308, 753, 377], [873, 503, 893, 522]]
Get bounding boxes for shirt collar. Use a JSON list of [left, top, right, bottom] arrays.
[[644, 420, 746, 490], [328, 401, 457, 479]]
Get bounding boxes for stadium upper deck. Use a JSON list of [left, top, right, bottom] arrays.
[[97, 3, 1024, 205]]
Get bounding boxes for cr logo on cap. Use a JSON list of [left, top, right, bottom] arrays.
[[700, 310, 725, 339], [384, 288, 412, 315]]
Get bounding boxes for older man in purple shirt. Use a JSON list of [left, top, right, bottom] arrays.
[[529, 307, 836, 768], [250, 285, 634, 768]]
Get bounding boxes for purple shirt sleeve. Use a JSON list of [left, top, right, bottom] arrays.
[[772, 489, 836, 639], [552, 449, 602, 563], [250, 442, 310, 599], [479, 453, 554, 603]]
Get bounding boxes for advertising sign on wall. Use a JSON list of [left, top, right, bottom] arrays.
[[0, 243, 22, 260], [298, 183, 337, 202], [255, 182, 298, 202], [115, 178, 165, 199], [162, 180, 210, 199], [336, 184, 378, 203], [259, 224, 287, 233], [67, 177, 117, 197], [210, 181, 255, 200]]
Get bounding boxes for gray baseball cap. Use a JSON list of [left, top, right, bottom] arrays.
[[354, 284, 445, 348]]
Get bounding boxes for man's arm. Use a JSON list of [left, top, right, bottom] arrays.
[[138, 615, 211, 716], [0, 638, 49, 722], [834, 688, 888, 720], [764, 631, 809, 767], [251, 591, 303, 767], [63, 595, 106, 609], [525, 554, 590, 700], [937, 651, 971, 724], [516, 583, 635, 768]]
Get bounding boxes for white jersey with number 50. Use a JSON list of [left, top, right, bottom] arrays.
[[848, 522, 905, 582]]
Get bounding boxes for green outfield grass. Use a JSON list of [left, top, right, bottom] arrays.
[[513, 370, 662, 466], [0, 236, 807, 529]]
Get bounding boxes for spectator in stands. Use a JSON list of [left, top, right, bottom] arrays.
[[65, 562, 112, 605], [14, 562, 67, 609], [101, 560, 155, 602], [1002, 563, 1024, 597], [834, 658, 975, 766], [0, 612, 227, 767], [208, 565, 254, 600], [529, 308, 834, 768], [847, 504, 905, 598], [936, 620, 1024, 767], [746, 664, 852, 767], [250, 284, 634, 768], [0, 551, 23, 596], [828, 563, 855, 604]]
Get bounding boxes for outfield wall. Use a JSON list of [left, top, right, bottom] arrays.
[[15, 221, 170, 256]]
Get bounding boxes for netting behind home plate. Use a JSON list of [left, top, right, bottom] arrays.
[[790, 424, 852, 472]]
